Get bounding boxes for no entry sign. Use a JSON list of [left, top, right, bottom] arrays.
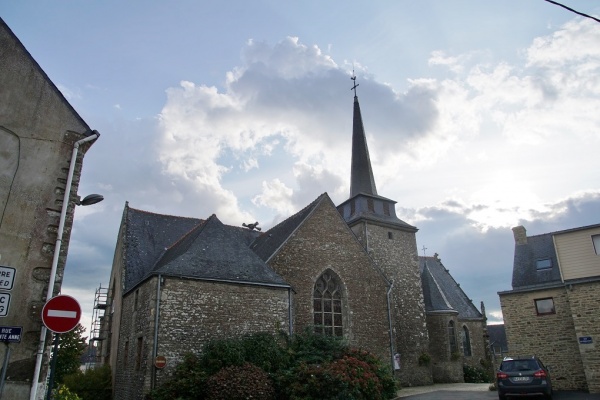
[[42, 295, 81, 333]]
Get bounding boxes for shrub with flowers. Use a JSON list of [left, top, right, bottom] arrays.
[[51, 383, 81, 400], [205, 362, 275, 400]]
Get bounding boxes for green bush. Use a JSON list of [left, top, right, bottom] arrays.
[[146, 353, 208, 400], [205, 362, 275, 400], [463, 364, 492, 383], [148, 331, 397, 400], [62, 364, 112, 400]]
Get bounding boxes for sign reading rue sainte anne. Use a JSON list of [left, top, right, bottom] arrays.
[[0, 326, 22, 343]]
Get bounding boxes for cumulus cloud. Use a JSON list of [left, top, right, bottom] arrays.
[[65, 18, 600, 328]]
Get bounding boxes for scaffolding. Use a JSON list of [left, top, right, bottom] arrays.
[[87, 284, 110, 369]]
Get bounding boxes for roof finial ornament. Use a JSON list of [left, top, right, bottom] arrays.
[[350, 68, 359, 98]]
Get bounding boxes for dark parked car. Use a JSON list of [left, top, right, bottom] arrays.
[[496, 356, 553, 399]]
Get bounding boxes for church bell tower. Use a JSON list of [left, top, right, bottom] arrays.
[[337, 75, 433, 386]]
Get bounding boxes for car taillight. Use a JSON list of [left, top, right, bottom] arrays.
[[534, 370, 547, 378], [497, 372, 509, 379]]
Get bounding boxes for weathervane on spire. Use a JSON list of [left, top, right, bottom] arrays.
[[350, 69, 359, 97]]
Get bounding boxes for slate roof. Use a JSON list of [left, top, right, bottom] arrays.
[[350, 95, 378, 197], [150, 214, 288, 286], [511, 232, 562, 289], [487, 324, 508, 352], [123, 205, 203, 293], [121, 204, 283, 293], [419, 256, 483, 319], [251, 194, 327, 262]]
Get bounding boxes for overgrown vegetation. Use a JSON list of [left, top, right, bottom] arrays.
[[463, 363, 493, 383], [147, 330, 397, 400], [52, 324, 87, 384], [62, 364, 112, 400]]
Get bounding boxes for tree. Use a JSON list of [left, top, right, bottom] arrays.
[[50, 323, 87, 384]]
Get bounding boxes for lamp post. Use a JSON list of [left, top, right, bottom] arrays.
[[30, 132, 102, 400]]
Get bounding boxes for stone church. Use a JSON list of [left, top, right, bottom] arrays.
[[99, 87, 489, 399]]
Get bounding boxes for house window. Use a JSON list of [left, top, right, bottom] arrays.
[[135, 337, 143, 370], [462, 326, 472, 356], [448, 321, 458, 354], [535, 298, 555, 315], [536, 258, 552, 270], [350, 200, 355, 216], [388, 232, 394, 240], [593, 234, 600, 255], [313, 270, 344, 337]]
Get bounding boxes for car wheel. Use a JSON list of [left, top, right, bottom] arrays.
[[498, 391, 506, 400], [545, 392, 553, 400]]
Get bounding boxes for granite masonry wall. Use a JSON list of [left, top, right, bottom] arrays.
[[500, 286, 588, 391], [114, 276, 289, 400], [267, 200, 393, 365], [426, 314, 463, 383], [351, 223, 432, 386], [566, 280, 600, 393]]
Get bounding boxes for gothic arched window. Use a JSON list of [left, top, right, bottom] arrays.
[[448, 320, 458, 354], [462, 326, 472, 356], [313, 270, 343, 337]]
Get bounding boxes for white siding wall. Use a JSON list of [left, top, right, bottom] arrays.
[[554, 227, 600, 280]]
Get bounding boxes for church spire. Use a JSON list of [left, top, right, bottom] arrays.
[[350, 73, 378, 197]]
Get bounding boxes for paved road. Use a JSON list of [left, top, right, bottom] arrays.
[[399, 391, 600, 400], [394, 384, 600, 400]]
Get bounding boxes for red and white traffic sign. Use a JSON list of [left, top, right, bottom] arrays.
[[42, 295, 81, 333]]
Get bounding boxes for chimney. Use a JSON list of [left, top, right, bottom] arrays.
[[512, 225, 527, 245]]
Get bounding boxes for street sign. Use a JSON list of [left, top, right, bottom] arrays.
[[0, 294, 10, 317], [0, 266, 15, 291], [154, 356, 167, 369], [579, 336, 593, 344], [0, 326, 22, 343], [42, 295, 81, 333]]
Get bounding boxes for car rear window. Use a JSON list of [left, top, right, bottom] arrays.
[[501, 360, 539, 371]]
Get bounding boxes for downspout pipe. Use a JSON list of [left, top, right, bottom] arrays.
[[151, 274, 162, 389], [30, 132, 100, 400], [386, 280, 395, 372], [288, 287, 293, 336]]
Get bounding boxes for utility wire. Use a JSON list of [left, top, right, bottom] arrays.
[[543, 0, 600, 24]]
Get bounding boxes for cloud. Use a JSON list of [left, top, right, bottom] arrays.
[[63, 17, 600, 330]]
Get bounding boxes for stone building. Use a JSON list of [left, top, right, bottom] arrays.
[[100, 86, 488, 398], [0, 18, 99, 399], [420, 254, 488, 382], [499, 224, 600, 393]]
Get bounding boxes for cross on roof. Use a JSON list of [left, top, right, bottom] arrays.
[[350, 70, 359, 97]]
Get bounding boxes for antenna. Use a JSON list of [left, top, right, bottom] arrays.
[[350, 68, 359, 97], [421, 245, 428, 258]]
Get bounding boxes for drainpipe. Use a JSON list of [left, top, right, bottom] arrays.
[[288, 287, 293, 336], [151, 274, 162, 390], [386, 280, 395, 371], [30, 132, 100, 400]]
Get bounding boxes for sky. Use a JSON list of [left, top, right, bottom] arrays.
[[2, 1, 600, 334]]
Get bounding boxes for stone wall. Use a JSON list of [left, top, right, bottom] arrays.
[[566, 280, 600, 393], [426, 313, 463, 383], [113, 276, 290, 400], [0, 20, 95, 399], [352, 223, 432, 386], [500, 287, 588, 391], [113, 277, 157, 400], [267, 199, 393, 365]]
